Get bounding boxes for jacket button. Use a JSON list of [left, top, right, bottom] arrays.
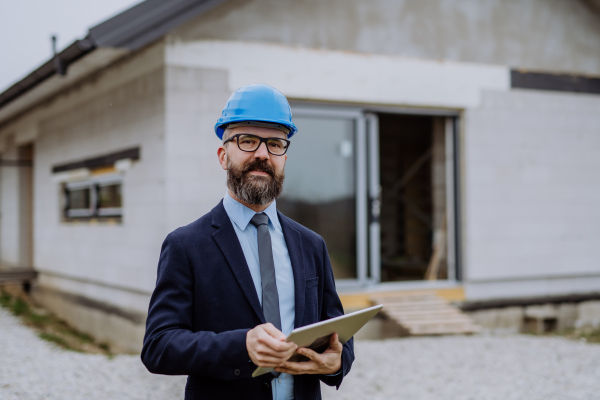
[[234, 369, 241, 376]]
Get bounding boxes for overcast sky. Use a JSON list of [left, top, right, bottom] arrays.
[[0, 0, 142, 92]]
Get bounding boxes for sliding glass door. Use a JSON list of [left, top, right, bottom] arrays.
[[278, 107, 368, 285], [280, 105, 460, 286]]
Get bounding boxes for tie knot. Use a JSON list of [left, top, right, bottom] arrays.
[[250, 213, 269, 227]]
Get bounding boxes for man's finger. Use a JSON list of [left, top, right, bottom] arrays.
[[329, 333, 343, 351], [258, 334, 296, 353], [254, 355, 293, 367], [297, 347, 319, 360], [276, 360, 317, 375], [262, 323, 287, 341]]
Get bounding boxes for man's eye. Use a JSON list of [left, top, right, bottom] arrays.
[[269, 141, 283, 148], [241, 139, 257, 145]]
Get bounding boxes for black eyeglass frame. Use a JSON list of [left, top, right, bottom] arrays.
[[223, 134, 291, 156]]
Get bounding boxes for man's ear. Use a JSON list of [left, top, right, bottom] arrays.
[[217, 146, 228, 171]]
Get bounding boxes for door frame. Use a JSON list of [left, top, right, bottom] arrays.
[[291, 102, 462, 290], [292, 105, 368, 289]]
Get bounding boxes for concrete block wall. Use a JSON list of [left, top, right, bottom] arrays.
[[164, 66, 231, 230], [26, 53, 167, 351], [174, 0, 600, 77], [34, 66, 166, 300], [463, 89, 600, 300], [468, 301, 600, 334]]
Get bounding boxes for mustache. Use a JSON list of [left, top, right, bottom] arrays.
[[241, 159, 276, 178]]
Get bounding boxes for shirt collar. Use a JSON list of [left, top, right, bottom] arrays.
[[223, 192, 281, 231]]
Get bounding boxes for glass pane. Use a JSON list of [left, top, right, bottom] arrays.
[[278, 116, 356, 279], [67, 188, 90, 210], [98, 184, 122, 208]]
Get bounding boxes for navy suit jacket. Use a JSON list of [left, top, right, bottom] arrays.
[[141, 201, 354, 400]]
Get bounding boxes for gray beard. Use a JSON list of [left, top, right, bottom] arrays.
[[227, 158, 285, 205]]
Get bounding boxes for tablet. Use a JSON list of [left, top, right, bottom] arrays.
[[252, 304, 383, 378]]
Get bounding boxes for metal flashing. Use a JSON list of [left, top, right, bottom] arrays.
[[511, 70, 600, 95], [52, 147, 140, 173]]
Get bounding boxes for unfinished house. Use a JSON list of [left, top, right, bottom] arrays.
[[1, 0, 600, 350]]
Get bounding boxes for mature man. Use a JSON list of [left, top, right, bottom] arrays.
[[141, 84, 354, 400]]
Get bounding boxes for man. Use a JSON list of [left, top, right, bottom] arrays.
[[141, 84, 354, 400]]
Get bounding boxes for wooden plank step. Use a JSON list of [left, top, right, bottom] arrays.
[[379, 300, 448, 307], [387, 309, 464, 316], [372, 296, 440, 303], [399, 317, 476, 326], [389, 314, 472, 323], [409, 320, 481, 328], [409, 325, 482, 335], [384, 303, 459, 309], [382, 305, 456, 312], [371, 290, 482, 336], [371, 290, 438, 298]]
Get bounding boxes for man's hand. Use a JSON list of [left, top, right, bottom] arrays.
[[274, 333, 343, 375], [247, 323, 298, 368]]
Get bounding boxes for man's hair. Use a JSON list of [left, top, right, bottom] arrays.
[[222, 127, 232, 144]]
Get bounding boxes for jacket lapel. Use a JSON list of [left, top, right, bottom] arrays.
[[211, 201, 265, 324], [278, 210, 306, 328]]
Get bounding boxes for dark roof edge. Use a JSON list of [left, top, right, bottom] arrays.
[[0, 37, 96, 109], [0, 0, 228, 112], [89, 0, 229, 50]]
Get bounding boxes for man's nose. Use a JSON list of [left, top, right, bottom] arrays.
[[253, 141, 270, 159]]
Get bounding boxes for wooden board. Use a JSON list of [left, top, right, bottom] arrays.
[[372, 290, 481, 336]]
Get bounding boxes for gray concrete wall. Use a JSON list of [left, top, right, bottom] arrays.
[[19, 43, 168, 352], [463, 89, 600, 300], [173, 0, 600, 76], [164, 66, 231, 230], [34, 65, 166, 300], [467, 300, 600, 333]]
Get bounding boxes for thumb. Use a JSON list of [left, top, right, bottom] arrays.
[[330, 333, 343, 350]]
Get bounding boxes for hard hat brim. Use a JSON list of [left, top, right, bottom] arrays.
[[215, 118, 297, 140]]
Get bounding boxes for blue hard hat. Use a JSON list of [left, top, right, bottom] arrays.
[[214, 84, 298, 139]]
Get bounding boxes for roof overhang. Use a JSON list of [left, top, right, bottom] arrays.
[[0, 0, 228, 127]]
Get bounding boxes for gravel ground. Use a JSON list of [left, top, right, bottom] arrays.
[[2, 307, 600, 400]]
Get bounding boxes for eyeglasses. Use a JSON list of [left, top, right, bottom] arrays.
[[223, 134, 291, 156]]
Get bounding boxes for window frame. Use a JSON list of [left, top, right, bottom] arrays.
[[63, 175, 123, 220]]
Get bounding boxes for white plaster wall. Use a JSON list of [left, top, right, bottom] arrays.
[[166, 40, 509, 110], [463, 89, 600, 299], [164, 66, 231, 230], [33, 66, 166, 311]]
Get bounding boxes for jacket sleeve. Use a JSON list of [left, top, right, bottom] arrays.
[[141, 231, 253, 380], [317, 239, 355, 389]]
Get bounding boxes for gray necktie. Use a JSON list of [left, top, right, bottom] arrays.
[[250, 213, 282, 331], [250, 213, 282, 378]]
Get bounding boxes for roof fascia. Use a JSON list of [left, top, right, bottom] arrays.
[[0, 0, 229, 123]]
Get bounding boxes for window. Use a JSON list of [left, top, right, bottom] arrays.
[[64, 176, 122, 219]]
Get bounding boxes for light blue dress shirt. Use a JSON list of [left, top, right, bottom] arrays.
[[223, 193, 295, 400]]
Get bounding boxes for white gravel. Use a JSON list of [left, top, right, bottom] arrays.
[[2, 307, 599, 400]]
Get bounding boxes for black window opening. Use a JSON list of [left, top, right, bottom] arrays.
[[64, 179, 122, 219]]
